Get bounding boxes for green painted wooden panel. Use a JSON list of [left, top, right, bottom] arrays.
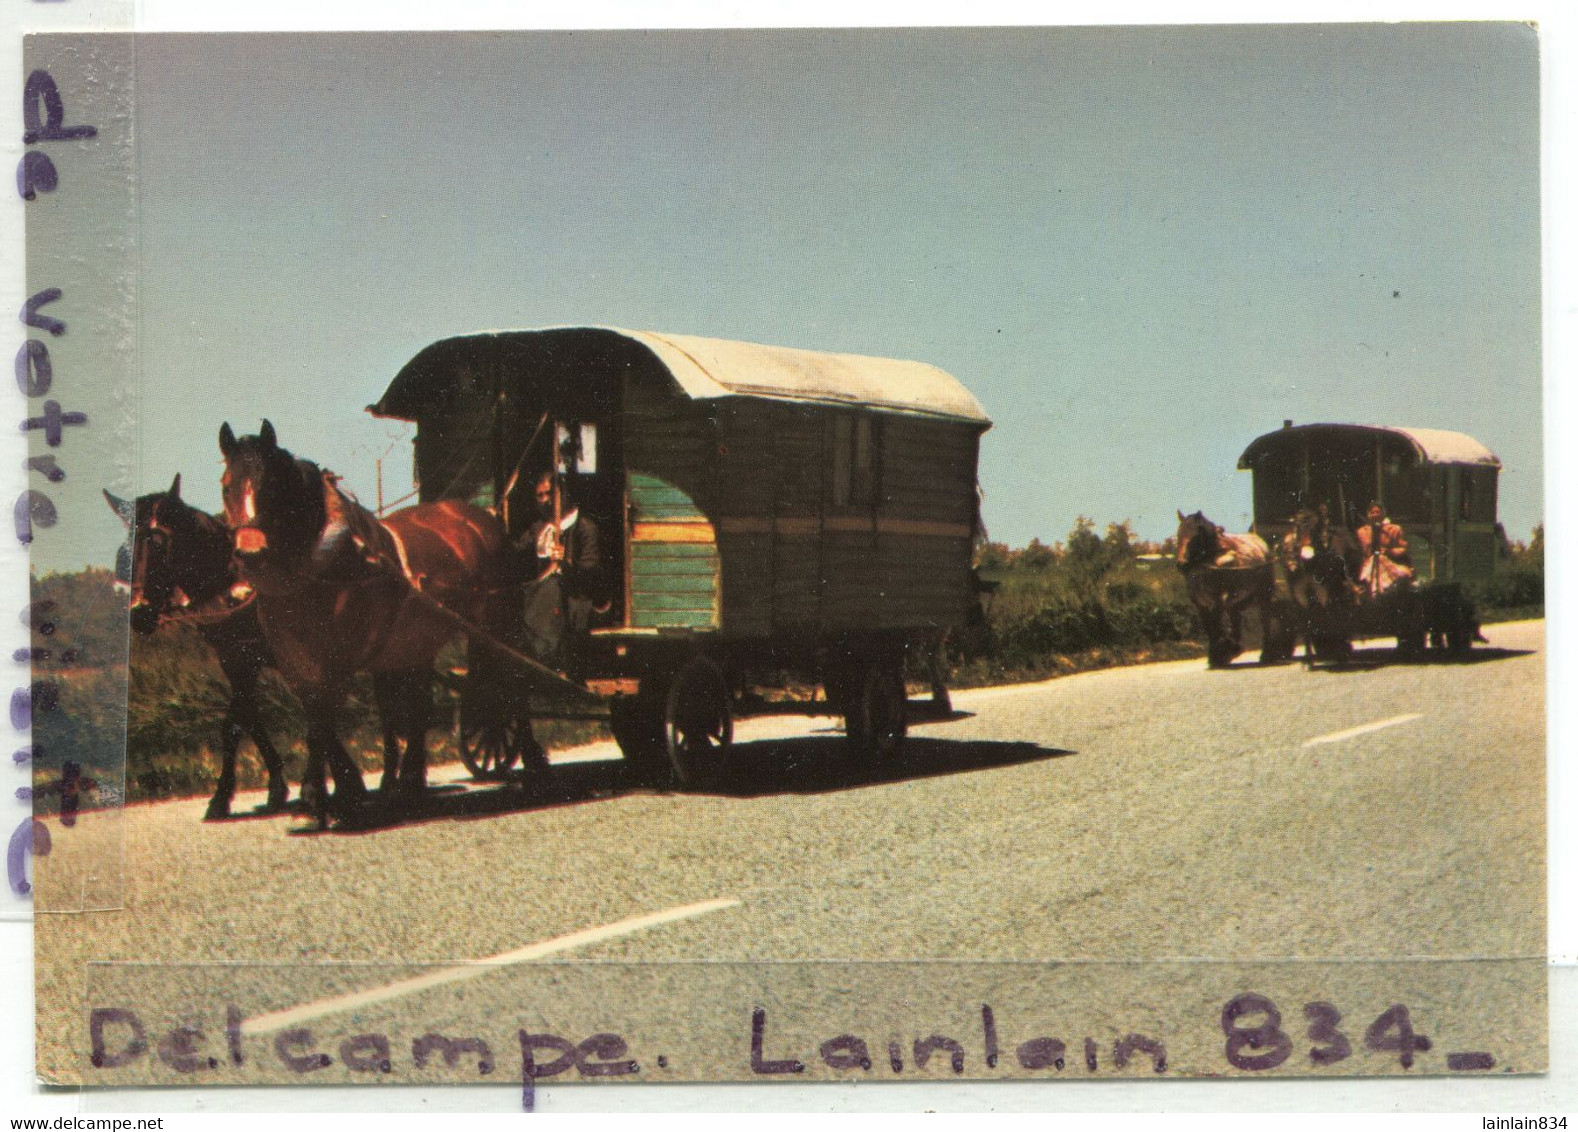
[[629, 473, 707, 519], [632, 556, 716, 577], [629, 592, 718, 612], [630, 542, 717, 558], [630, 542, 718, 564], [630, 524, 718, 628], [631, 610, 715, 629], [631, 572, 717, 594]]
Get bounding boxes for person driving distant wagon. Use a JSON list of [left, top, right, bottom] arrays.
[[517, 470, 609, 676], [1356, 500, 1413, 596]]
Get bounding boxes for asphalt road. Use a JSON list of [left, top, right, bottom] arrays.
[[34, 620, 1546, 1082]]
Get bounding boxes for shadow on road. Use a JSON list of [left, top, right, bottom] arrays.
[[298, 721, 1071, 835], [694, 735, 1070, 798], [1304, 645, 1535, 673], [1204, 645, 1533, 674]]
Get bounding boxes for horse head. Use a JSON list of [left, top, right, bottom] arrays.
[[219, 419, 327, 591], [1284, 505, 1360, 609], [1284, 507, 1327, 569], [105, 474, 216, 635], [1174, 510, 1223, 573]]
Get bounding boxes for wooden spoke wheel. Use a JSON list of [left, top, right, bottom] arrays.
[[458, 670, 535, 781], [664, 656, 733, 787], [844, 659, 908, 760]]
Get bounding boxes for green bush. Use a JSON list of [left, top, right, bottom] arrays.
[[1470, 567, 1543, 610], [1106, 598, 1200, 644]]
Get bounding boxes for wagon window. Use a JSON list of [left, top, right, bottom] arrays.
[[554, 421, 598, 474], [831, 413, 879, 510]]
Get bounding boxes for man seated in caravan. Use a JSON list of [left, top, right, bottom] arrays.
[[517, 469, 609, 677], [1356, 500, 1414, 597]]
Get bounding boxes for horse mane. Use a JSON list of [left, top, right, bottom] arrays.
[[307, 464, 397, 581], [289, 457, 330, 545], [173, 502, 243, 607]]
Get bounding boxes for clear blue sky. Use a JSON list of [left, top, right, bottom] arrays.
[[34, 23, 1542, 570]]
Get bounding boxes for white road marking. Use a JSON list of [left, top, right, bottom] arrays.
[[1301, 713, 1423, 748], [241, 897, 740, 1036]]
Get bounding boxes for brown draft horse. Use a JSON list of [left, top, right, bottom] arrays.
[[218, 420, 509, 828], [1279, 506, 1361, 664], [106, 476, 291, 819], [1174, 510, 1276, 668]]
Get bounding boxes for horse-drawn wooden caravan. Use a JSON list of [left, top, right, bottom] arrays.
[[1237, 422, 1502, 657], [369, 327, 991, 783]]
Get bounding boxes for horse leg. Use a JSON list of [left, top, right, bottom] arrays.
[[327, 733, 368, 818], [249, 713, 290, 813], [206, 703, 243, 821], [1207, 598, 1234, 668], [1294, 589, 1316, 668], [1198, 601, 1220, 667], [396, 670, 431, 799], [1256, 585, 1282, 664], [304, 698, 366, 828], [300, 715, 332, 830], [231, 669, 289, 812], [372, 672, 404, 798], [207, 655, 256, 820]]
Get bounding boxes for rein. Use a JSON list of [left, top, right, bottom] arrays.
[[156, 587, 259, 628]]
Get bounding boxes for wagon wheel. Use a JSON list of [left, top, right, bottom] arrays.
[[844, 659, 908, 761], [458, 670, 533, 781], [664, 656, 733, 787]]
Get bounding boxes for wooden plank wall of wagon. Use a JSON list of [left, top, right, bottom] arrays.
[[820, 417, 975, 632], [877, 418, 979, 628], [709, 401, 774, 637], [711, 399, 834, 639], [713, 402, 983, 639], [880, 419, 978, 525], [620, 383, 984, 640], [755, 403, 826, 637], [623, 378, 720, 630], [1455, 525, 1499, 581]]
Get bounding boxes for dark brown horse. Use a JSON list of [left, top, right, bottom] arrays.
[[108, 477, 438, 819], [1174, 510, 1276, 668], [218, 420, 508, 828], [107, 476, 291, 819], [1279, 506, 1361, 663]]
